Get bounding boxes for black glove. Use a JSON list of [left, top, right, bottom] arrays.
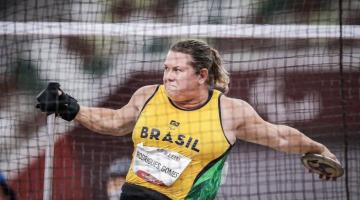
[[36, 82, 80, 121]]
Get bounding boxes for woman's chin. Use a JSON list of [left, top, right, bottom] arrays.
[[165, 88, 181, 99], [165, 89, 176, 97]]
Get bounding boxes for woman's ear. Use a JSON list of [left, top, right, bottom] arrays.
[[198, 68, 209, 84]]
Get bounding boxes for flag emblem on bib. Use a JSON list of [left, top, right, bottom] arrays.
[[169, 120, 180, 130]]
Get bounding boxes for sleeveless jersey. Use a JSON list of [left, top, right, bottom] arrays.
[[126, 85, 232, 200]]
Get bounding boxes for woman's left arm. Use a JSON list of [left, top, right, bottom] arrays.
[[232, 99, 338, 161]]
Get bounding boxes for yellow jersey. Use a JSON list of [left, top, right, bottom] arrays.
[[126, 85, 232, 200]]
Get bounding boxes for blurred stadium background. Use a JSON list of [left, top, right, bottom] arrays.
[[0, 0, 359, 199]]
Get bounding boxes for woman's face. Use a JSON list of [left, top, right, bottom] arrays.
[[163, 51, 202, 101]]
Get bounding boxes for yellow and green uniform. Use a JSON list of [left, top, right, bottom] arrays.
[[126, 85, 232, 200]]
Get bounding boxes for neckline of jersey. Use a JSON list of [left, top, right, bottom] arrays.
[[167, 89, 214, 111]]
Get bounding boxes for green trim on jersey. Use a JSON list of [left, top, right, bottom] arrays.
[[185, 154, 229, 200]]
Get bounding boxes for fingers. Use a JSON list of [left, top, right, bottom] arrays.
[[319, 174, 327, 180], [58, 88, 64, 96], [47, 82, 60, 89], [320, 150, 340, 164], [307, 169, 337, 181], [319, 174, 337, 181], [333, 158, 341, 166]]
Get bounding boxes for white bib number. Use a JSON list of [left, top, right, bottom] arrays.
[[132, 143, 191, 186]]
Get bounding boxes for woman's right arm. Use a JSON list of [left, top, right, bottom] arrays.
[[75, 85, 157, 136]]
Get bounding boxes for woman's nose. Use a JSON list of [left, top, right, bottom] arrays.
[[164, 70, 175, 81]]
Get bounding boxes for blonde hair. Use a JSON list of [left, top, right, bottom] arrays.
[[170, 39, 230, 93]]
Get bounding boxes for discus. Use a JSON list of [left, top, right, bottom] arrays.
[[301, 153, 344, 179]]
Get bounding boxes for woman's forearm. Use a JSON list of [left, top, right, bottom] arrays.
[[276, 125, 325, 154], [75, 106, 133, 136]]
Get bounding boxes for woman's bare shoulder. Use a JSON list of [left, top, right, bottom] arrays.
[[130, 84, 160, 107], [220, 95, 258, 125], [220, 95, 252, 111], [134, 85, 159, 97]]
